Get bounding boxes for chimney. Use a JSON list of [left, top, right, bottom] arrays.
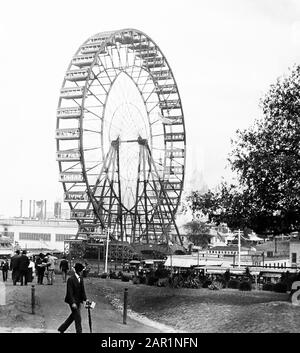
[[29, 200, 32, 218], [20, 199, 23, 218], [33, 200, 36, 218], [44, 200, 47, 220]]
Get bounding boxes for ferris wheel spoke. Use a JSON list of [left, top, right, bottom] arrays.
[[170, 158, 184, 166], [95, 76, 109, 94], [85, 163, 103, 174], [82, 146, 102, 152], [139, 75, 152, 93], [84, 108, 103, 120], [144, 85, 157, 102], [86, 88, 105, 105], [61, 162, 81, 173], [147, 101, 160, 114], [151, 133, 165, 138], [83, 129, 102, 134], [95, 61, 113, 84], [137, 66, 147, 84], [150, 118, 160, 126]]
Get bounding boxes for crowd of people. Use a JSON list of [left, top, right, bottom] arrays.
[[0, 250, 70, 285], [1, 251, 91, 333]]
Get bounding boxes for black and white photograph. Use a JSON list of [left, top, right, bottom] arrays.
[[0, 0, 300, 341]]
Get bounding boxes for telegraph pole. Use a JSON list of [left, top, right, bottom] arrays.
[[104, 228, 110, 273], [238, 229, 241, 268]]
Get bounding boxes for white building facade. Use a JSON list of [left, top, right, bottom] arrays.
[[0, 218, 78, 254]]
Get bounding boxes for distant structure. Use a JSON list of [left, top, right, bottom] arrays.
[[18, 199, 69, 220], [54, 202, 62, 219], [184, 166, 208, 195], [35, 200, 45, 220]]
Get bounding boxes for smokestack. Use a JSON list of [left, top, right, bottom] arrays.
[[33, 200, 36, 218], [29, 200, 32, 218], [54, 202, 61, 219], [44, 200, 47, 220], [20, 199, 23, 218]]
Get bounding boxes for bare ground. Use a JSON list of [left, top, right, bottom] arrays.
[[1, 276, 300, 333], [87, 278, 300, 333]]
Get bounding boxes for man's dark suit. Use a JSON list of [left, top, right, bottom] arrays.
[[58, 274, 87, 333], [18, 255, 30, 285], [10, 254, 21, 285]]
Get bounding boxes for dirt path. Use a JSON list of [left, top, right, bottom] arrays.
[[0, 278, 175, 333]]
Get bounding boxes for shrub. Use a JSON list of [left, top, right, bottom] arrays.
[[228, 279, 239, 289], [157, 277, 169, 287], [121, 273, 132, 282], [155, 268, 170, 279], [100, 272, 108, 279], [139, 276, 146, 284], [208, 281, 223, 290], [109, 271, 119, 279], [274, 282, 288, 293], [262, 283, 275, 291], [146, 275, 158, 286], [239, 281, 252, 291], [132, 276, 140, 285]]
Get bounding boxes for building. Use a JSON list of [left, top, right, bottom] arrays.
[[290, 239, 300, 268], [0, 218, 78, 254], [0, 236, 13, 257]]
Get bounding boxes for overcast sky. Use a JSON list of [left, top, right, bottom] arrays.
[[1, 0, 300, 217]]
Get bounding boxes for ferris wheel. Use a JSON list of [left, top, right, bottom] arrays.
[[56, 29, 186, 246]]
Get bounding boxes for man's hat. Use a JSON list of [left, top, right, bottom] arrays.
[[74, 263, 84, 272]]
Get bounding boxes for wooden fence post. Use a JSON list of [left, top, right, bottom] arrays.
[[123, 288, 128, 324], [31, 285, 35, 314]]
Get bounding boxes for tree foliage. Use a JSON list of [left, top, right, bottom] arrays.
[[186, 65, 300, 235], [184, 190, 218, 222], [228, 65, 300, 234], [183, 221, 212, 248]]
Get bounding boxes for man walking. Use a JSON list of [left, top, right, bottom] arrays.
[[58, 263, 88, 333], [19, 250, 30, 286], [10, 250, 21, 285], [59, 255, 69, 283]]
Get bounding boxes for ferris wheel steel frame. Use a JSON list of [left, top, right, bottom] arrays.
[[56, 28, 186, 247]]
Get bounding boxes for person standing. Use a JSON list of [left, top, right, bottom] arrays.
[[35, 253, 46, 285], [10, 250, 21, 285], [19, 250, 30, 286], [59, 255, 69, 283], [82, 260, 91, 278], [27, 256, 35, 283], [57, 263, 88, 333], [45, 253, 55, 285], [1, 257, 9, 282]]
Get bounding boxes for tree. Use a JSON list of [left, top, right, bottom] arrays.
[[185, 184, 253, 231], [184, 190, 218, 222], [183, 220, 212, 248], [184, 66, 300, 235], [228, 65, 300, 234]]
